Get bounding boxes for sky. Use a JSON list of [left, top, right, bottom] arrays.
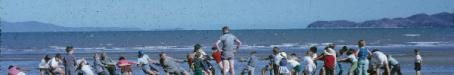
[[1, 0, 454, 30]]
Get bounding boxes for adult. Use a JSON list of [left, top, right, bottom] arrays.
[[215, 26, 242, 75], [63, 46, 77, 75]]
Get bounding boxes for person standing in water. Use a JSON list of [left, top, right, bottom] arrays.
[[356, 40, 371, 75], [63, 46, 77, 75], [215, 26, 242, 75], [414, 49, 423, 75]]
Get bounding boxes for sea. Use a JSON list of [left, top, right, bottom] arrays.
[[1, 28, 454, 75]]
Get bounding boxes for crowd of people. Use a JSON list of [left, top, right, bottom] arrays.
[[7, 26, 424, 75]]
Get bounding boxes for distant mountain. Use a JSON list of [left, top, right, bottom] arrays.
[[1, 21, 143, 32], [307, 12, 454, 28]]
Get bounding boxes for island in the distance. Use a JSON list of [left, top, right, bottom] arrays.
[[307, 12, 454, 28], [1, 21, 144, 32]]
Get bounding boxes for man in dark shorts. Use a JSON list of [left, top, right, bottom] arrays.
[[216, 26, 242, 75]]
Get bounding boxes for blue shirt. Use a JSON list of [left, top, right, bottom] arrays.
[[357, 47, 369, 60]]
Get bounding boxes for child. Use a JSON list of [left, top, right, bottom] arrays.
[[137, 51, 159, 75], [288, 53, 302, 75], [371, 49, 390, 75], [49, 53, 65, 75], [278, 52, 290, 75], [94, 53, 110, 75], [77, 58, 95, 75], [261, 55, 275, 75], [193, 52, 209, 75], [415, 49, 423, 75], [338, 48, 357, 75], [302, 51, 316, 75], [241, 51, 257, 75], [387, 55, 402, 75], [117, 56, 136, 75], [8, 65, 26, 75], [160, 52, 190, 75], [212, 47, 223, 71], [39, 55, 51, 75], [316, 47, 336, 75]]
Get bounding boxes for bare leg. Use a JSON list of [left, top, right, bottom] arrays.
[[229, 60, 235, 75], [223, 60, 230, 75], [261, 67, 267, 75]]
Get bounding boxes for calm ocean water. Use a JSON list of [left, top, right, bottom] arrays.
[[2, 28, 454, 52], [1, 28, 454, 75]]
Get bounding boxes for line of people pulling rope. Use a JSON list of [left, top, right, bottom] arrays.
[[8, 26, 423, 75]]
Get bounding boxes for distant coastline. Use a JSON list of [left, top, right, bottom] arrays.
[[0, 21, 144, 32], [307, 12, 454, 28], [2, 12, 454, 32]]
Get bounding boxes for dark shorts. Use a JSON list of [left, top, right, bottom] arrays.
[[293, 65, 302, 72], [415, 63, 421, 71]]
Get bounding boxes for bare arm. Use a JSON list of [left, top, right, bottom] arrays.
[[235, 38, 242, 50], [337, 58, 350, 62], [215, 40, 222, 51]]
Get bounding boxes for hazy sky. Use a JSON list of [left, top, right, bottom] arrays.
[[2, 0, 454, 30]]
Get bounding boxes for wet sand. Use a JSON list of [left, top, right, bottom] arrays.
[[1, 46, 454, 75]]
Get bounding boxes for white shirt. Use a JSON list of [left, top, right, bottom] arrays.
[[311, 53, 318, 60], [39, 59, 50, 68], [49, 58, 60, 68], [347, 54, 358, 63], [372, 51, 388, 65], [17, 72, 26, 75], [195, 50, 207, 59], [138, 54, 150, 64], [302, 56, 316, 72], [288, 59, 300, 68], [81, 64, 95, 75], [416, 55, 423, 63], [274, 52, 286, 65]]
